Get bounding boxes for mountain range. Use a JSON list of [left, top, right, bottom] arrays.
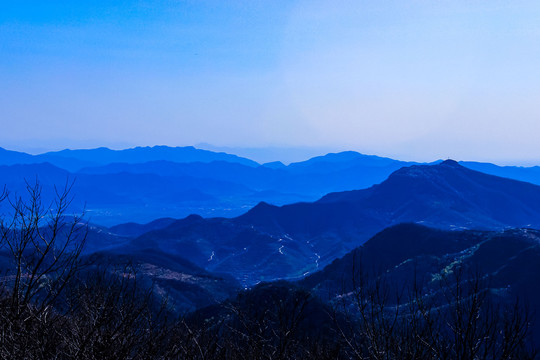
[[4, 146, 540, 226], [104, 160, 540, 287], [3, 145, 540, 347], [4, 146, 540, 297], [0, 146, 258, 171]]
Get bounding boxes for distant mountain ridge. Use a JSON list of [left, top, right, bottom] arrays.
[[4, 146, 540, 189], [0, 148, 417, 224], [5, 146, 540, 227], [0, 146, 258, 171], [47, 146, 259, 168]]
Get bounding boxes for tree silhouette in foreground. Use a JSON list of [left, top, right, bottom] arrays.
[[332, 256, 537, 360], [0, 182, 537, 359]]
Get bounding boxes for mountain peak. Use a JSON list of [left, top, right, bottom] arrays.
[[238, 201, 280, 222], [390, 159, 465, 179], [250, 201, 275, 211], [184, 214, 204, 221], [440, 159, 460, 167]]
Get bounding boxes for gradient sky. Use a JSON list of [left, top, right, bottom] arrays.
[[1, 1, 540, 163]]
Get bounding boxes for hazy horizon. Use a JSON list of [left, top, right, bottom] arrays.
[[4, 142, 540, 167], [2, 1, 540, 163]]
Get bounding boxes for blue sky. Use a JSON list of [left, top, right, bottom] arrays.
[[1, 1, 540, 163]]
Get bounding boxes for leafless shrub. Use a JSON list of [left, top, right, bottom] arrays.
[[0, 182, 536, 359], [332, 258, 537, 360], [0, 180, 87, 359]]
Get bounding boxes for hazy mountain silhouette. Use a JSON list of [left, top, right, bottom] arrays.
[[78, 151, 416, 198], [0, 147, 98, 170], [0, 150, 418, 225], [6, 148, 540, 235], [45, 146, 259, 168], [460, 161, 540, 186], [78, 160, 285, 190], [6, 146, 540, 191], [0, 146, 258, 172]]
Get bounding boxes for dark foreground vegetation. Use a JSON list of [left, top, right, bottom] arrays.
[[0, 184, 537, 359]]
